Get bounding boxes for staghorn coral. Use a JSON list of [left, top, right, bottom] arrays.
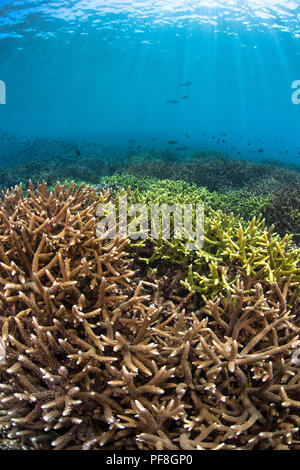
[[102, 176, 300, 298], [110, 156, 300, 243], [2, 149, 299, 244], [3, 270, 299, 450], [183, 217, 300, 297], [264, 186, 300, 245], [121, 152, 300, 194], [100, 174, 271, 221], [0, 181, 300, 451], [0, 181, 141, 449], [104, 274, 300, 450]]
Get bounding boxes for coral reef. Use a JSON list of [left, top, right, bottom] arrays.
[[183, 217, 300, 298], [0, 181, 137, 449], [101, 174, 271, 221], [0, 180, 299, 450], [0, 157, 119, 193], [102, 175, 300, 299], [1, 149, 299, 242], [133, 274, 300, 450], [122, 153, 300, 194], [120, 154, 300, 241], [264, 186, 300, 245]]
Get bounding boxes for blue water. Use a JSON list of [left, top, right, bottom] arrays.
[[0, 0, 300, 167]]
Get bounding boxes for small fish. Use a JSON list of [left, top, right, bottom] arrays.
[[168, 140, 179, 145], [152, 137, 157, 141], [180, 95, 190, 100], [75, 150, 81, 156], [180, 81, 192, 87], [258, 149, 264, 153], [166, 99, 178, 104], [128, 139, 135, 143], [0, 338, 6, 364]]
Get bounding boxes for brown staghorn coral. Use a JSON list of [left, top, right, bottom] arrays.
[[0, 181, 300, 450], [130, 275, 300, 450], [0, 181, 143, 449]]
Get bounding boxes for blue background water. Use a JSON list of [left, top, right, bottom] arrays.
[[0, 0, 300, 167]]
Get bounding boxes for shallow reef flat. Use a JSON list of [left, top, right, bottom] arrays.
[[0, 151, 299, 243], [0, 179, 299, 450]]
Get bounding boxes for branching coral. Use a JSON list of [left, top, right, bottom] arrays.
[[0, 181, 141, 449], [104, 157, 300, 243], [102, 176, 299, 298], [100, 174, 271, 221], [0, 181, 299, 451], [121, 153, 300, 194], [117, 274, 300, 451], [264, 186, 300, 245], [4, 270, 299, 450], [183, 217, 300, 297], [133, 274, 300, 450]]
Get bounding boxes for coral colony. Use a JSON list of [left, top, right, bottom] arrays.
[[0, 178, 299, 450]]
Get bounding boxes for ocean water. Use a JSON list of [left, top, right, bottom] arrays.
[[0, 0, 300, 168]]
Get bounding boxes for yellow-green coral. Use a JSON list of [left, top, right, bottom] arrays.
[[183, 215, 300, 297], [101, 173, 271, 221], [101, 174, 300, 299]]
